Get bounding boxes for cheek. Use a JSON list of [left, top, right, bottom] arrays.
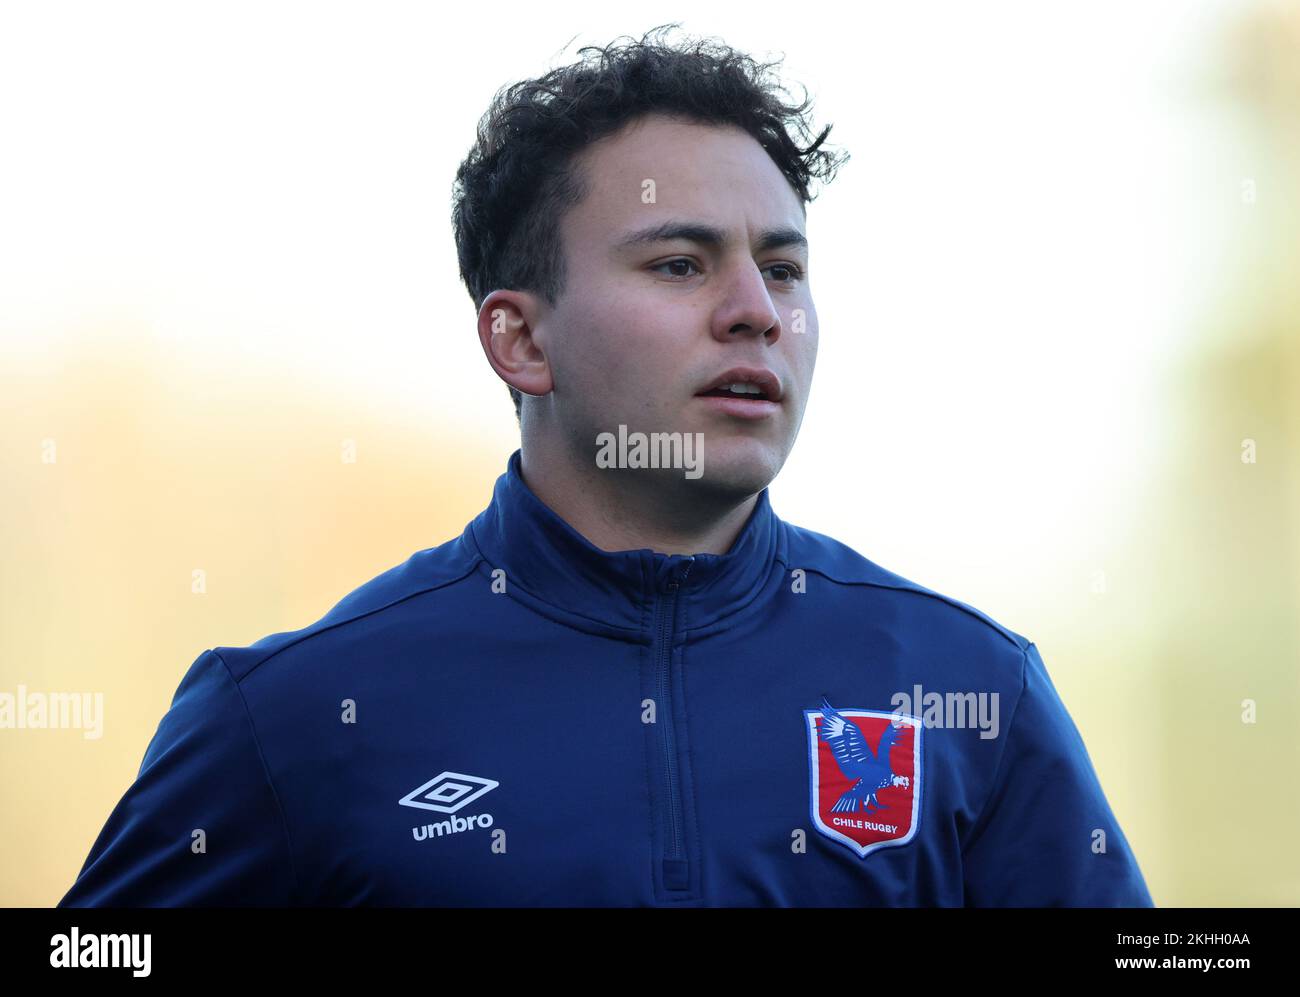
[[787, 310, 817, 368], [584, 298, 680, 383], [797, 306, 818, 343], [553, 312, 649, 411]]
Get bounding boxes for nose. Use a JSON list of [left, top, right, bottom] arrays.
[[710, 260, 782, 344]]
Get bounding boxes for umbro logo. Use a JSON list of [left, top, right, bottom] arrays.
[[398, 771, 499, 813]]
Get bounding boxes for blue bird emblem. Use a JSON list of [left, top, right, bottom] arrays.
[[816, 698, 906, 814]]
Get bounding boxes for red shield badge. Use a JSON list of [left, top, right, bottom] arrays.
[[805, 699, 922, 858]]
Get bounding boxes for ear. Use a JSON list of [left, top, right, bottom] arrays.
[[476, 289, 554, 401]]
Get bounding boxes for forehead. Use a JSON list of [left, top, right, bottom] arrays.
[[563, 113, 805, 248]]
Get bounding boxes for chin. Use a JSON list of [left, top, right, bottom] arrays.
[[687, 445, 783, 497]]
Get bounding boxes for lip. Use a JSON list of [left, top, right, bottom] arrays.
[[694, 394, 781, 420], [694, 366, 784, 403]]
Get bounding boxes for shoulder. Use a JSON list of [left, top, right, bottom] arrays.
[[779, 518, 1031, 668], [215, 533, 483, 684]]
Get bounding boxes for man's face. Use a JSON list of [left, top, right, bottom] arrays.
[[532, 112, 818, 498]]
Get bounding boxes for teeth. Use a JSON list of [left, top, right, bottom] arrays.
[[719, 382, 762, 395]]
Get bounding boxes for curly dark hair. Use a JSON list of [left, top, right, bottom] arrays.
[[450, 23, 849, 422]]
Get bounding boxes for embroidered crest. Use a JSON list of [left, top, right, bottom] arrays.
[[805, 698, 922, 858]]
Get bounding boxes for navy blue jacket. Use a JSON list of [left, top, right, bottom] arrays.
[[59, 449, 1153, 906]]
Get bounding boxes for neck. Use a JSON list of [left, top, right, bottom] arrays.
[[519, 439, 757, 556]]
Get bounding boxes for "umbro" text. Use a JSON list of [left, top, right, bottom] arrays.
[[411, 812, 494, 841]]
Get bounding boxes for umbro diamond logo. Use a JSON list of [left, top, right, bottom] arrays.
[[398, 771, 499, 813]]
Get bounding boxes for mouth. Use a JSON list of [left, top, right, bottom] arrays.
[[694, 368, 784, 420]]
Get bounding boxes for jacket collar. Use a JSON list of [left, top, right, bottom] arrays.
[[466, 449, 783, 635]]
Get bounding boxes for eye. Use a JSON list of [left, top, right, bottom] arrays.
[[763, 262, 805, 284], [651, 258, 701, 280]]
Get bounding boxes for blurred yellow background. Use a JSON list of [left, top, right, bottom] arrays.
[[2, 1, 1297, 906]]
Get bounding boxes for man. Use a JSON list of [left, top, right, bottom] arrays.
[[59, 26, 1153, 907]]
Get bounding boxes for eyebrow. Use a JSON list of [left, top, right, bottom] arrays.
[[613, 220, 808, 255]]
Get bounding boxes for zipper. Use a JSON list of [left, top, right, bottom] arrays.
[[654, 555, 693, 891]]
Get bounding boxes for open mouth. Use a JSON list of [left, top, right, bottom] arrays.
[[693, 381, 782, 420], [693, 368, 783, 418], [697, 382, 775, 401]]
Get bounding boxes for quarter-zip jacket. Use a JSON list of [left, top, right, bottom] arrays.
[[58, 449, 1153, 907]]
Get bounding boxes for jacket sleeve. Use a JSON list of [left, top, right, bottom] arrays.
[[961, 641, 1154, 907], [57, 649, 297, 907]]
